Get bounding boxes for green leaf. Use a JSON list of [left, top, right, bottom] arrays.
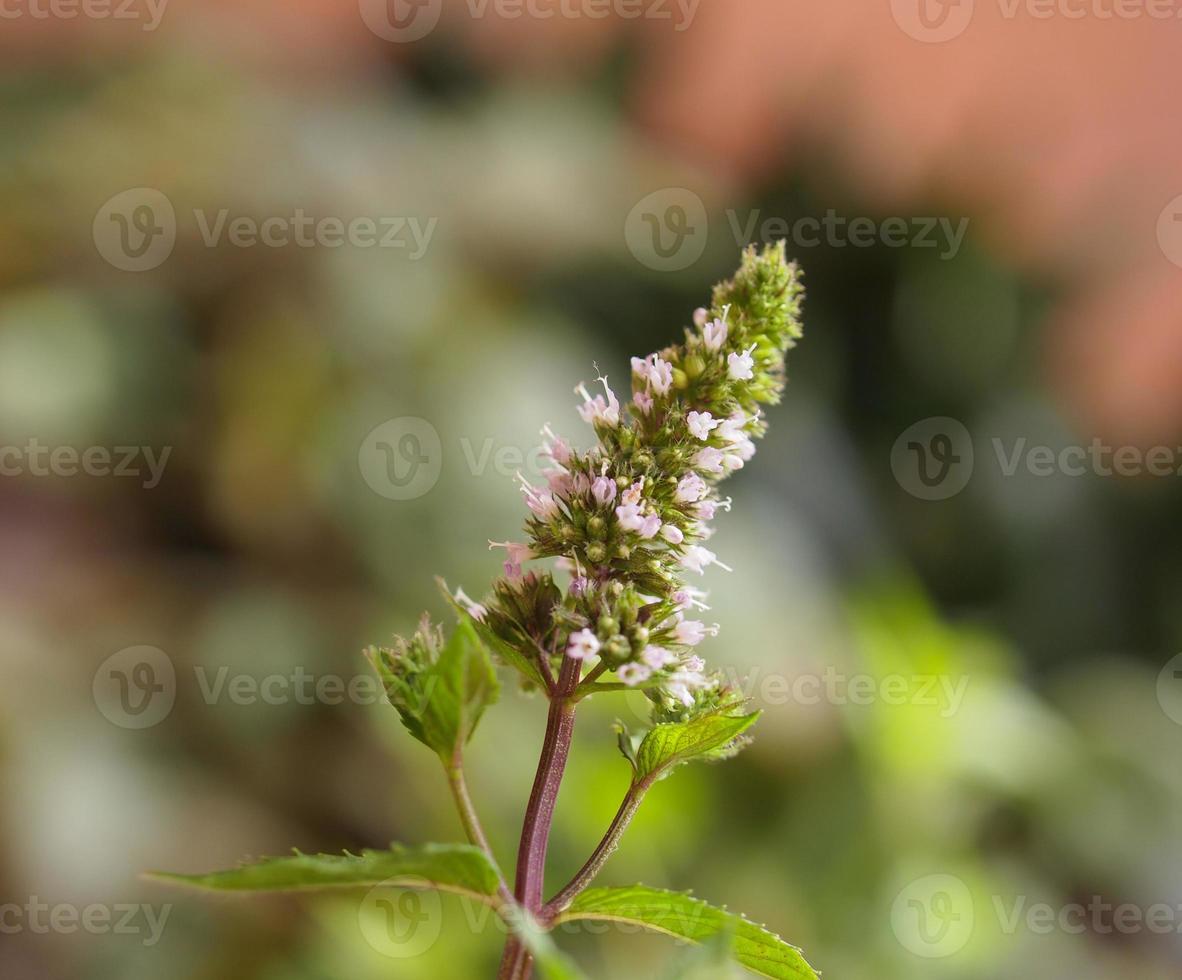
[[634, 707, 760, 783], [149, 843, 504, 907], [371, 617, 500, 760], [554, 886, 818, 980]]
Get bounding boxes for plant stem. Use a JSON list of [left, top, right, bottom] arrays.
[[498, 655, 582, 980], [445, 758, 513, 906], [541, 779, 649, 919]]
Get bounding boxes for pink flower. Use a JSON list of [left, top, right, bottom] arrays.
[[702, 317, 728, 352], [615, 502, 645, 532], [663, 669, 714, 707], [727, 343, 757, 381], [633, 390, 653, 414], [518, 475, 561, 520], [694, 447, 725, 475], [638, 514, 662, 540], [576, 375, 621, 427], [632, 354, 673, 395], [489, 541, 534, 565], [567, 628, 601, 660], [591, 475, 617, 507], [675, 473, 708, 503], [540, 424, 572, 465], [686, 410, 719, 441], [672, 619, 717, 646], [661, 524, 684, 545], [695, 500, 717, 521], [671, 587, 709, 611], [454, 587, 486, 622], [693, 307, 709, 328], [617, 662, 652, 686], [621, 479, 644, 506], [641, 645, 676, 669]]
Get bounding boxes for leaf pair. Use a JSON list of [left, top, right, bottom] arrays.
[[151, 845, 819, 980]]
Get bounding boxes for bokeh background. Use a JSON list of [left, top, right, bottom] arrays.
[[2, 2, 1182, 978]]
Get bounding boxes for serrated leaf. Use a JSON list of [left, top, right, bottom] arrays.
[[634, 708, 760, 783], [554, 886, 818, 980], [615, 720, 639, 774], [149, 843, 504, 906], [371, 618, 500, 760]]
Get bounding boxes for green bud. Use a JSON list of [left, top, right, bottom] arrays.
[[586, 542, 607, 563], [598, 615, 619, 636], [684, 353, 705, 379], [587, 515, 606, 537], [631, 625, 650, 646], [604, 636, 631, 664], [615, 544, 631, 560]]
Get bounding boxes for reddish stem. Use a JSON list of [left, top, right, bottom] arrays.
[[498, 655, 581, 979]]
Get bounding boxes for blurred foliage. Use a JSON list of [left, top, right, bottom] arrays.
[[1, 9, 1180, 980]]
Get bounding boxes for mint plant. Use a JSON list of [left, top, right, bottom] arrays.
[[155, 243, 817, 980]]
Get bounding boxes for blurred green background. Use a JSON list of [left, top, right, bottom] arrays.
[[2, 3, 1181, 978]]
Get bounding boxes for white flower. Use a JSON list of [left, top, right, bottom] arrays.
[[702, 317, 728, 352], [663, 668, 715, 707], [675, 473, 708, 503], [686, 410, 719, 441], [641, 645, 676, 669], [694, 447, 725, 475], [693, 307, 709, 328], [681, 545, 732, 574], [633, 390, 653, 414], [671, 587, 710, 611], [621, 479, 644, 506], [727, 343, 757, 381], [617, 662, 653, 686], [567, 628, 601, 660]]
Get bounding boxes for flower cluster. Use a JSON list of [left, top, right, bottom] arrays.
[[454, 243, 804, 721]]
